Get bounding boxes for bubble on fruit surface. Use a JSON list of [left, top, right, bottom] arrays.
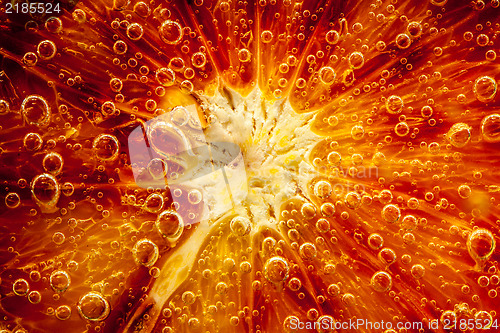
[[27, 291, 41, 304], [368, 233, 384, 250], [192, 52, 207, 67], [5, 192, 20, 209], [458, 184, 471, 198], [238, 48, 251, 63], [481, 114, 500, 142], [299, 242, 317, 260], [371, 271, 392, 292], [230, 216, 251, 237], [473, 76, 497, 102], [411, 264, 425, 279], [21, 95, 51, 127], [0, 99, 9, 114], [316, 315, 335, 332], [61, 182, 74, 197], [37, 40, 57, 60], [144, 193, 164, 213], [319, 66, 336, 85], [159, 20, 183, 45], [327, 151, 341, 165], [72, 9, 86, 23], [156, 67, 175, 86], [101, 101, 116, 116], [379, 248, 397, 265], [300, 202, 316, 219], [345, 191, 361, 209], [440, 310, 456, 326], [446, 123, 471, 147], [77, 292, 110, 321], [133, 1, 150, 17], [113, 40, 127, 54], [187, 189, 202, 204], [475, 311, 493, 329], [147, 158, 168, 180], [283, 315, 300, 332], [43, 152, 64, 175], [395, 33, 411, 49], [126, 23, 144, 40], [55, 305, 72, 320], [31, 173, 60, 210], [22, 52, 37, 66], [109, 77, 123, 92], [156, 210, 184, 238], [407, 21, 422, 38], [421, 105, 433, 118], [260, 30, 273, 43], [314, 180, 332, 199], [394, 122, 410, 136], [467, 228, 496, 261], [320, 202, 335, 217], [92, 134, 120, 161], [133, 239, 159, 267], [45, 17, 62, 33], [385, 95, 404, 114], [264, 256, 289, 283], [401, 215, 417, 231], [348, 52, 364, 69], [50, 270, 71, 292], [13, 279, 29, 296], [325, 30, 340, 44], [23, 132, 43, 151], [382, 204, 401, 223], [351, 125, 364, 140]]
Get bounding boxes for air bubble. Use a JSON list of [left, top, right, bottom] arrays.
[[319, 66, 336, 85], [473, 76, 496, 102], [22, 52, 37, 66], [325, 30, 340, 44], [230, 216, 251, 237], [133, 239, 159, 267], [314, 180, 332, 199], [192, 52, 207, 67], [50, 270, 71, 292], [261, 30, 273, 43], [93, 134, 120, 161], [386, 95, 404, 114], [348, 52, 364, 69], [411, 264, 425, 278], [77, 292, 110, 321], [395, 33, 411, 49], [43, 152, 64, 175], [13, 279, 29, 296], [37, 40, 57, 60], [156, 210, 184, 238], [31, 173, 60, 209], [21, 95, 51, 127], [481, 114, 500, 142], [0, 99, 9, 114], [160, 20, 183, 45], [467, 228, 495, 261], [371, 271, 392, 292], [264, 256, 289, 283], [238, 48, 252, 62], [55, 305, 72, 320], [127, 23, 144, 40], [299, 242, 317, 260], [446, 123, 471, 147], [382, 204, 401, 223], [5, 192, 21, 209], [147, 158, 168, 180], [156, 67, 175, 86]]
